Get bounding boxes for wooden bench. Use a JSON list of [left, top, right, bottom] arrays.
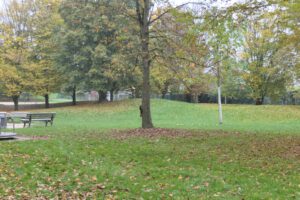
[[21, 112, 56, 128]]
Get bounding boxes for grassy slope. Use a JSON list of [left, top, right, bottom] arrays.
[[49, 99, 300, 134], [0, 99, 299, 199]]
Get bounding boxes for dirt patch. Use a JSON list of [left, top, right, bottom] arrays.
[[111, 128, 195, 140]]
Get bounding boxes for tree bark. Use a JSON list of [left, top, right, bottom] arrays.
[[135, 87, 141, 98], [137, 0, 153, 128], [109, 90, 114, 102], [12, 95, 19, 111], [217, 86, 223, 125], [44, 94, 50, 108], [72, 86, 76, 105], [161, 82, 169, 99], [255, 97, 264, 105], [98, 90, 107, 103], [161, 92, 167, 99], [191, 93, 198, 103]]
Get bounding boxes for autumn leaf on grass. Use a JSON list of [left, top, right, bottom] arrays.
[[91, 176, 97, 182], [193, 185, 201, 190], [96, 184, 106, 190], [203, 182, 209, 187]]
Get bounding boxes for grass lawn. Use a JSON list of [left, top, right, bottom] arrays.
[[0, 99, 299, 199]]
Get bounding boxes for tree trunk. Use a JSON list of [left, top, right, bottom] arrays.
[[135, 87, 141, 98], [161, 92, 167, 99], [161, 82, 169, 99], [12, 95, 19, 111], [141, 56, 153, 128], [191, 93, 198, 103], [110, 90, 114, 102], [218, 86, 223, 125], [255, 97, 263, 105], [44, 94, 50, 108], [98, 90, 107, 103], [138, 0, 153, 128], [72, 86, 76, 105]]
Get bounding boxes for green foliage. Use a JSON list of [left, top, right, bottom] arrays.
[[241, 13, 296, 104], [56, 0, 140, 100], [0, 0, 32, 99], [26, 0, 63, 98], [151, 9, 211, 99], [0, 0, 63, 108]]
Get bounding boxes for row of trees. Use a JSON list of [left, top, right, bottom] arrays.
[[0, 0, 299, 127]]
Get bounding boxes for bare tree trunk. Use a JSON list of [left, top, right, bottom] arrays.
[[12, 95, 19, 111], [191, 93, 198, 103], [98, 90, 107, 103], [72, 86, 76, 105], [217, 86, 223, 125], [161, 82, 169, 99], [137, 0, 153, 128], [110, 90, 114, 102], [135, 87, 141, 98], [255, 97, 263, 105], [141, 56, 153, 128], [44, 94, 50, 108]]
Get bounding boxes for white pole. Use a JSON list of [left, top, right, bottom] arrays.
[[218, 86, 223, 125]]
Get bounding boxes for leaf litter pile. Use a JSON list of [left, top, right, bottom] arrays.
[[111, 128, 195, 140], [112, 128, 300, 158]]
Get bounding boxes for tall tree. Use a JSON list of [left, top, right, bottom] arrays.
[[241, 14, 295, 104], [151, 9, 210, 102], [0, 0, 33, 110], [26, 0, 63, 108], [56, 0, 95, 105], [132, 0, 209, 128], [57, 0, 139, 104], [133, 0, 154, 128]]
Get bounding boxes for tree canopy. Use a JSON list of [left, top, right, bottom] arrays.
[[0, 0, 299, 127]]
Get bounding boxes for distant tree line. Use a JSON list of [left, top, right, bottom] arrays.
[[0, 0, 299, 127]]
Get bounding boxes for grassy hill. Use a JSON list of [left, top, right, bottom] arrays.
[[25, 98, 300, 134], [0, 99, 299, 199]]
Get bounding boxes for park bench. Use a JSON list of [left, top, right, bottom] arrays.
[[21, 112, 56, 128]]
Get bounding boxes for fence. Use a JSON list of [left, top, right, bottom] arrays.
[[161, 93, 300, 105]]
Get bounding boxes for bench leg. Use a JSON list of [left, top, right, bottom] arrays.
[[45, 121, 48, 127], [29, 122, 31, 128], [23, 122, 26, 128]]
